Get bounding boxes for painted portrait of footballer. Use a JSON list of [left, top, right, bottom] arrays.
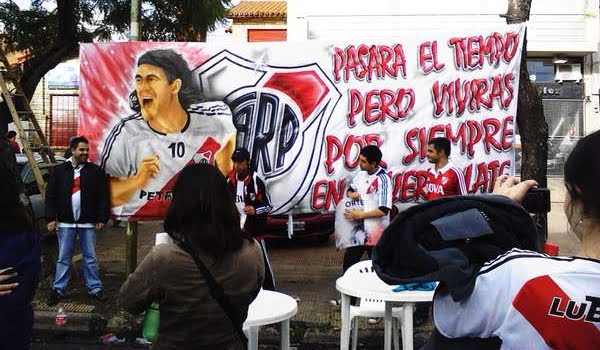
[[98, 48, 235, 219]]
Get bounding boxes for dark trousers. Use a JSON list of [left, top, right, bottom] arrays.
[[342, 245, 372, 273], [258, 239, 275, 291]]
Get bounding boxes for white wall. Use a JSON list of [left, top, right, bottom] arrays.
[[288, 0, 599, 52]]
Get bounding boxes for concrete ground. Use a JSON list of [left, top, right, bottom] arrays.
[[32, 178, 577, 349]]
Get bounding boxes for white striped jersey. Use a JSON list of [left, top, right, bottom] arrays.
[[433, 248, 600, 349], [349, 167, 392, 244], [100, 101, 235, 219]]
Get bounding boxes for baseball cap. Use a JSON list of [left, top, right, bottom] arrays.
[[231, 147, 251, 162]]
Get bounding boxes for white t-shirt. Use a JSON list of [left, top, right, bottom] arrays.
[[434, 249, 600, 349], [100, 101, 235, 219], [235, 180, 247, 229]]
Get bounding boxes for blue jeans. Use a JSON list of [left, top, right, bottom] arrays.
[[53, 226, 102, 294]]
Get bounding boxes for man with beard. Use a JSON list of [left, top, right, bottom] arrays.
[[46, 136, 110, 305]]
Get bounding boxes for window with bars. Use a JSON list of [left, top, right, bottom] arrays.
[[49, 94, 79, 148]]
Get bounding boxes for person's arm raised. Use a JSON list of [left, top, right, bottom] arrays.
[[491, 175, 538, 203]]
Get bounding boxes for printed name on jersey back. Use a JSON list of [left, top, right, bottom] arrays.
[[548, 295, 600, 323]]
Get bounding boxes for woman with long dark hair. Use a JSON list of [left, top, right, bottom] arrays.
[[0, 141, 41, 350], [119, 163, 264, 349]]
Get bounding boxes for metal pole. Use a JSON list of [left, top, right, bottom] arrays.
[[130, 0, 141, 40], [125, 0, 141, 275]]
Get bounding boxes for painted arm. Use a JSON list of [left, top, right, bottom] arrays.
[[215, 134, 235, 176], [109, 155, 160, 207]]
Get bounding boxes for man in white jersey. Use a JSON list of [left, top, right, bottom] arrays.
[[343, 145, 392, 272], [100, 49, 236, 219]]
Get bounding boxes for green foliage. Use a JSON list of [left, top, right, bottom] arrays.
[[0, 1, 58, 53], [0, 0, 232, 54]]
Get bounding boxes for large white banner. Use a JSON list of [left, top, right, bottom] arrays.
[[80, 24, 525, 220]]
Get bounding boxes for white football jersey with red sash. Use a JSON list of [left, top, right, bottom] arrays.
[[100, 101, 235, 219], [349, 167, 392, 245], [434, 249, 600, 349]]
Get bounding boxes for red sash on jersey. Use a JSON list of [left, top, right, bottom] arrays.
[[130, 137, 220, 220]]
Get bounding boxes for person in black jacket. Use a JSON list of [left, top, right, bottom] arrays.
[[0, 141, 41, 350], [45, 136, 110, 306], [226, 148, 275, 290]]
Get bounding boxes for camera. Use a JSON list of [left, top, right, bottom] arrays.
[[521, 187, 551, 213]]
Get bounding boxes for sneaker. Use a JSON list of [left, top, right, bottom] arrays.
[[367, 317, 380, 325], [46, 290, 64, 306], [91, 290, 108, 302], [113, 220, 126, 228], [329, 299, 341, 307]]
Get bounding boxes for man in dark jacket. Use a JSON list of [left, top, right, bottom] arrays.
[[45, 136, 110, 305], [226, 147, 275, 290]]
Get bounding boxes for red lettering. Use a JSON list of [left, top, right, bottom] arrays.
[[393, 44, 407, 78], [449, 32, 521, 70], [311, 179, 347, 211], [482, 118, 502, 153], [348, 88, 415, 125], [364, 90, 381, 124], [433, 74, 513, 117], [331, 44, 409, 82], [311, 180, 328, 210], [503, 73, 515, 107], [419, 41, 445, 74], [325, 135, 343, 175], [404, 127, 420, 164], [348, 89, 364, 127], [502, 116, 514, 150]]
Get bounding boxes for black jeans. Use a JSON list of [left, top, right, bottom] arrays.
[[342, 245, 373, 273]]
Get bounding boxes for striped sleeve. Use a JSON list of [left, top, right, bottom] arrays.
[[451, 167, 468, 195], [100, 116, 139, 178], [253, 173, 272, 215], [377, 171, 392, 210]]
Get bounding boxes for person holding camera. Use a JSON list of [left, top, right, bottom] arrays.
[[425, 130, 600, 349]]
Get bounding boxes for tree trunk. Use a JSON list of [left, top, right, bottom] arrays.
[[505, 0, 548, 187]]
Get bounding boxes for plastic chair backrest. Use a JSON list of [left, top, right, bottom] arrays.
[[341, 260, 393, 292]]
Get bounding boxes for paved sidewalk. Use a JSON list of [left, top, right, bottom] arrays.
[[32, 181, 576, 348]]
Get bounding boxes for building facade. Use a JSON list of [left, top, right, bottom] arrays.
[[286, 0, 600, 176]]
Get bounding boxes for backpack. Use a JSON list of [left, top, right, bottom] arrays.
[[372, 195, 540, 301]]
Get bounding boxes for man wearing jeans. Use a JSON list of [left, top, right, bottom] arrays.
[[45, 136, 110, 305]]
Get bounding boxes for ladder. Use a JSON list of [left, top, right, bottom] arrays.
[[0, 47, 55, 198]]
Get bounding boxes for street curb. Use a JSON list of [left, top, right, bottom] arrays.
[[34, 310, 106, 334]]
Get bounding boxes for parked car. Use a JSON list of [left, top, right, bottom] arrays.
[[19, 156, 66, 229], [264, 212, 334, 243]]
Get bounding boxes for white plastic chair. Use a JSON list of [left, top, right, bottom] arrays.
[[344, 260, 405, 350]]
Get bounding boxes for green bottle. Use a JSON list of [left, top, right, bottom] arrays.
[[142, 302, 160, 343]]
